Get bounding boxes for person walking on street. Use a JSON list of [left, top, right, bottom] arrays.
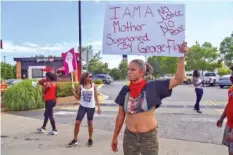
[[111, 43, 189, 155], [217, 66, 233, 155], [193, 70, 203, 113], [68, 72, 101, 147], [37, 72, 58, 135]]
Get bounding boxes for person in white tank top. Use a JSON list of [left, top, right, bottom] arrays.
[[80, 83, 96, 108], [68, 72, 101, 147]]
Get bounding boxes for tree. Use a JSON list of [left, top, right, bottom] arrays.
[[109, 68, 121, 80], [219, 32, 233, 67], [218, 66, 231, 76], [118, 60, 128, 79], [0, 62, 15, 79], [185, 42, 220, 73], [87, 51, 110, 74], [147, 56, 178, 77]]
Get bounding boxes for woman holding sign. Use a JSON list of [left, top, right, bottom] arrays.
[[68, 72, 101, 147], [111, 42, 189, 155]]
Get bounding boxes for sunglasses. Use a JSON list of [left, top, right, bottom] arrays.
[[87, 74, 92, 78]]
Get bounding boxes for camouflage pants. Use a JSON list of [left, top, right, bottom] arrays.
[[123, 128, 159, 155]]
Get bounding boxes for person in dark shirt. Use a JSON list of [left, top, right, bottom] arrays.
[[111, 42, 189, 155]]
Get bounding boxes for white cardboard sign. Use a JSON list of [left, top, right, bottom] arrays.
[[102, 3, 185, 57]]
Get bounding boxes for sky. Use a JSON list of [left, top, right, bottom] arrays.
[[0, 0, 233, 69]]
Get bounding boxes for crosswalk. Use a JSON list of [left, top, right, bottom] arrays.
[[55, 100, 226, 116]]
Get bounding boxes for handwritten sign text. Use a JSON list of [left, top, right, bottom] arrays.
[[102, 3, 185, 57]]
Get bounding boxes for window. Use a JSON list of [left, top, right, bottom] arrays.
[[31, 69, 44, 78], [205, 73, 216, 76]]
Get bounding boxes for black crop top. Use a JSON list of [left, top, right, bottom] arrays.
[[115, 79, 172, 114]]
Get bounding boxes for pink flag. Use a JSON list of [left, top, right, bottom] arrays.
[[62, 48, 77, 75]]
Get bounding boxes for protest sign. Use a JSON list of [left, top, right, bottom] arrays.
[[102, 3, 185, 57]]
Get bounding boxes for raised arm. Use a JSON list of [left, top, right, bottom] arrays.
[[42, 82, 51, 94], [169, 42, 189, 90]]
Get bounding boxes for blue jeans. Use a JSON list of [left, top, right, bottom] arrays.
[[194, 88, 203, 111]]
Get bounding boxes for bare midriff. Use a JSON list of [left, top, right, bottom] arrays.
[[125, 110, 157, 133]]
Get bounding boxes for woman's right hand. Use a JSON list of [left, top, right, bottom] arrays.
[[111, 137, 118, 152], [216, 119, 223, 128]]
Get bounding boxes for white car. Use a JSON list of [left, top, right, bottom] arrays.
[[159, 74, 172, 80], [202, 72, 220, 86]]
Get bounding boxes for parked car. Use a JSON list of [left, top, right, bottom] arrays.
[[202, 72, 220, 86], [183, 72, 193, 84], [6, 79, 23, 87], [219, 74, 232, 88], [159, 74, 172, 80], [92, 74, 113, 84]]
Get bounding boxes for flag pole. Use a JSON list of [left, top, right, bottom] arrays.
[[71, 72, 74, 88]]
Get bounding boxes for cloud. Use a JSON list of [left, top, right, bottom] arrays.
[[85, 41, 102, 51], [1, 41, 78, 55]]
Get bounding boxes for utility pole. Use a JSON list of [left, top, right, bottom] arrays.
[[3, 56, 6, 63], [86, 48, 89, 72], [0, 39, 3, 49], [78, 0, 82, 77]]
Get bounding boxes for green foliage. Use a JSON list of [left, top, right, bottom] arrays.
[[219, 32, 233, 67], [3, 80, 44, 111], [0, 62, 15, 79], [93, 79, 103, 85], [118, 60, 128, 79], [185, 42, 221, 72], [147, 56, 178, 77], [88, 51, 110, 74], [218, 66, 232, 76], [109, 68, 121, 80], [56, 82, 78, 97]]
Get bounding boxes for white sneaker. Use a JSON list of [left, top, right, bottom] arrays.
[[48, 130, 58, 135], [37, 128, 46, 133]]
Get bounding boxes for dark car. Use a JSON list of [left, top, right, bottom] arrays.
[[92, 74, 113, 84], [219, 74, 232, 88]]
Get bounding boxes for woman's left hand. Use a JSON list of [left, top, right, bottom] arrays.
[[183, 42, 189, 57], [97, 106, 101, 115]]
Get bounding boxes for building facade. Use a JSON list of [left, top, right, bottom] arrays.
[[14, 56, 81, 81]]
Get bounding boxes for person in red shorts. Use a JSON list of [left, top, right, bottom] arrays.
[[217, 65, 233, 155]]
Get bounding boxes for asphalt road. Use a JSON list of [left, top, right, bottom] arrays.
[[9, 108, 225, 145], [7, 81, 230, 145], [100, 80, 228, 104]]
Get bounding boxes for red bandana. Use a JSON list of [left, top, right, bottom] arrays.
[[129, 79, 147, 99]]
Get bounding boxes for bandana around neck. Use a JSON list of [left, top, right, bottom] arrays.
[[129, 79, 147, 99]]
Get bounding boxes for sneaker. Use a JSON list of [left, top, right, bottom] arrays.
[[37, 128, 46, 133], [68, 139, 78, 146], [197, 110, 202, 113], [48, 130, 58, 135], [88, 139, 93, 146]]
